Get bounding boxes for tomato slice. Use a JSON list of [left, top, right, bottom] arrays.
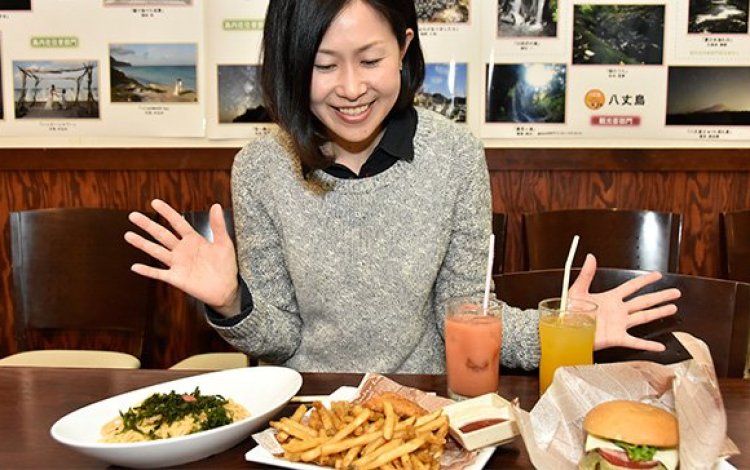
[[598, 449, 659, 469]]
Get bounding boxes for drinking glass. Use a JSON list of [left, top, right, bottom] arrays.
[[538, 297, 597, 394], [445, 297, 503, 401]]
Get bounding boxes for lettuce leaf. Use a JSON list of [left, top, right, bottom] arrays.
[[614, 440, 658, 462]]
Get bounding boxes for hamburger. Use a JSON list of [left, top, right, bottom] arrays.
[[578, 400, 679, 470]]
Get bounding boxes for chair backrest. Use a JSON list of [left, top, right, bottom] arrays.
[[721, 209, 750, 283], [492, 212, 507, 275], [522, 209, 682, 272], [9, 208, 153, 359], [495, 268, 750, 378]]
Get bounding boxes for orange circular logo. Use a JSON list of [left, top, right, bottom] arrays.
[[584, 89, 605, 110]]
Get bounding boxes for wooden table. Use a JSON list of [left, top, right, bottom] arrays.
[[0, 367, 746, 468]]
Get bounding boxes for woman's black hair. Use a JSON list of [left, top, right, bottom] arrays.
[[260, 0, 425, 172]]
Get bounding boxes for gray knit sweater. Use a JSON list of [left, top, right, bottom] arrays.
[[213, 108, 540, 373]]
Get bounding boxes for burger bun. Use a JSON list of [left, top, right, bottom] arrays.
[[584, 400, 678, 448]]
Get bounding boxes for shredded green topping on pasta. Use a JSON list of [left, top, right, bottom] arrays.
[[118, 387, 233, 440]]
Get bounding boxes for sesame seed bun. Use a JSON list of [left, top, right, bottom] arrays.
[[583, 400, 679, 448]]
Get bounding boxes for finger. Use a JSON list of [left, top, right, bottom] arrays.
[[129, 210, 180, 250], [124, 231, 173, 266], [569, 253, 596, 296], [626, 304, 677, 328], [130, 262, 171, 283], [620, 335, 667, 352], [612, 271, 663, 297], [151, 199, 195, 238], [624, 288, 681, 312], [209, 203, 231, 244]]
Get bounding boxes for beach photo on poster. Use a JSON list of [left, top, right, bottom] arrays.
[[572, 4, 664, 65], [498, 0, 557, 38], [110, 43, 197, 103], [688, 0, 749, 34], [485, 63, 566, 123], [103, 0, 191, 5], [415, 0, 469, 23], [0, 0, 31, 11], [217, 65, 270, 124], [415, 63, 467, 123], [666, 66, 750, 125], [14, 60, 99, 119]]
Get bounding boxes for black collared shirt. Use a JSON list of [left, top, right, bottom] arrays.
[[323, 106, 417, 179]]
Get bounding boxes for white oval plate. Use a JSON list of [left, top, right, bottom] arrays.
[[51, 366, 302, 468]]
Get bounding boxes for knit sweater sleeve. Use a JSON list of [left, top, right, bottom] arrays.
[[427, 117, 539, 370], [209, 138, 303, 364]]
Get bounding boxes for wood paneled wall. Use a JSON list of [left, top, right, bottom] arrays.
[[2, 147, 750, 367]]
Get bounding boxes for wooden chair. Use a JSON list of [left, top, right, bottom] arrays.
[[522, 209, 682, 272], [164, 209, 252, 370], [494, 268, 750, 378], [492, 212, 507, 275], [1, 208, 154, 368], [721, 209, 750, 283]]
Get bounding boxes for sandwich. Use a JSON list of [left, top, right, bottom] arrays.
[[578, 400, 679, 470]]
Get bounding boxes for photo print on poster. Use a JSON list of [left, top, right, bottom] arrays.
[[0, 0, 31, 10], [415, 63, 467, 122], [667, 66, 750, 125], [103, 0, 191, 5], [486, 63, 566, 123], [217, 65, 270, 123], [498, 0, 557, 37], [14, 60, 99, 119], [415, 0, 469, 23], [573, 4, 665, 65], [688, 0, 748, 34], [110, 43, 198, 103]]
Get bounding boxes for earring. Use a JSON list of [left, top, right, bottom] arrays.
[[399, 62, 403, 71]]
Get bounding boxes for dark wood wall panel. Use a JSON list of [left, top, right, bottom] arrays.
[[2, 147, 750, 368]]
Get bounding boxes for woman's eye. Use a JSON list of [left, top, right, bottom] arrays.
[[314, 64, 335, 71], [362, 58, 383, 67]]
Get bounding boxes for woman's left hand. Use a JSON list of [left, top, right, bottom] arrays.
[[568, 254, 681, 352]]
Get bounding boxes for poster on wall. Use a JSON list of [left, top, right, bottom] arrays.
[[2, 1, 107, 137], [0, 0, 204, 137], [479, 0, 750, 142], [1, 0, 750, 145], [101, 0, 205, 137], [205, 0, 272, 141], [416, 0, 483, 136]]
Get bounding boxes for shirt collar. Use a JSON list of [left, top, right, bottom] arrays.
[[376, 105, 417, 162]]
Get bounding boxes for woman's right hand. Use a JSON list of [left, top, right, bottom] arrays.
[[124, 199, 240, 317]]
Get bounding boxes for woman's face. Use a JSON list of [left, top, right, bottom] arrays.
[[310, 0, 413, 154]]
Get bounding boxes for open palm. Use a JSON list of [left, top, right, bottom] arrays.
[[568, 254, 681, 352], [124, 199, 239, 312]]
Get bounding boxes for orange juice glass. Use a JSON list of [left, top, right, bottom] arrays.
[[538, 297, 597, 394], [445, 297, 502, 401]]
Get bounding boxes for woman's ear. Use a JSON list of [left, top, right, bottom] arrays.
[[400, 28, 415, 60]]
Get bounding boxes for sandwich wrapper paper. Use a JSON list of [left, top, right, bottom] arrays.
[[251, 373, 482, 470], [512, 332, 740, 469]]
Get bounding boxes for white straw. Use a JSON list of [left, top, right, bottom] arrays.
[[482, 234, 495, 313], [559, 235, 580, 316]]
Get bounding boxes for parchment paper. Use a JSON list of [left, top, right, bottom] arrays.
[[512, 332, 740, 469]]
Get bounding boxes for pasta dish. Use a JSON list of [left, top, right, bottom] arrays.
[[101, 387, 249, 443]]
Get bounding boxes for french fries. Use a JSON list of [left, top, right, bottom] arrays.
[[269, 394, 448, 470]]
